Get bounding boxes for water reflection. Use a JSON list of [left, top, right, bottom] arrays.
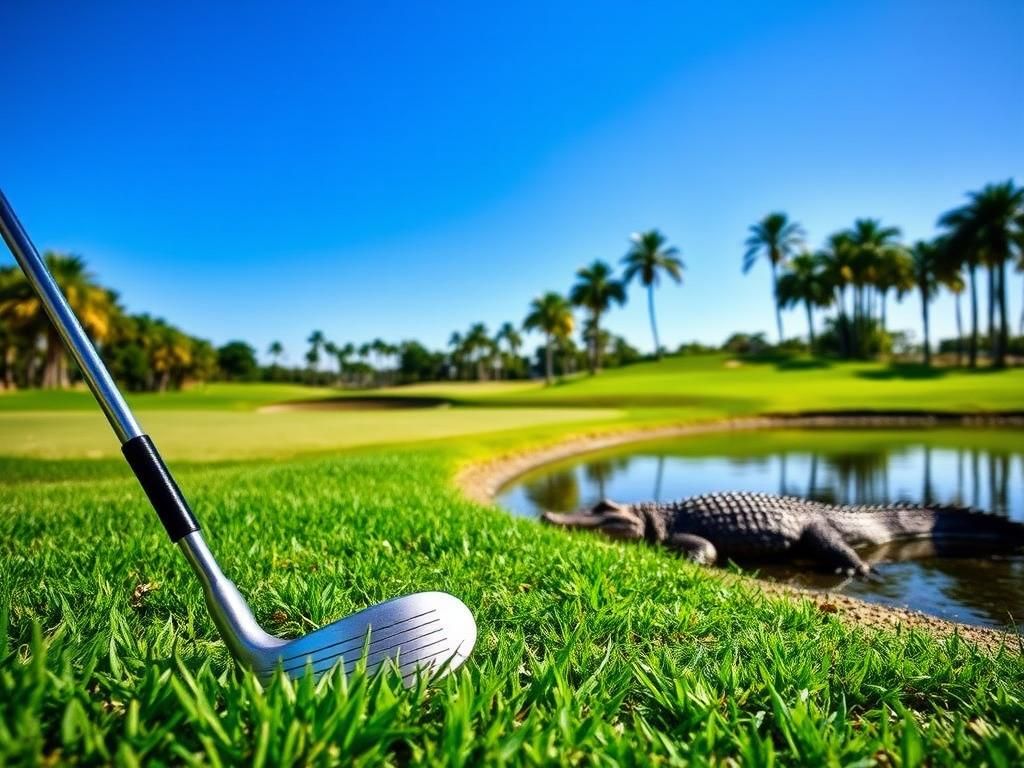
[[523, 469, 580, 513], [498, 430, 1024, 629], [511, 443, 1020, 519]]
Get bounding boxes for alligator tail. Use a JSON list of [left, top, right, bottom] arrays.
[[834, 501, 1024, 545], [924, 504, 1024, 541]]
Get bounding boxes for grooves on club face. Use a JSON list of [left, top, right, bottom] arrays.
[[251, 591, 477, 684]]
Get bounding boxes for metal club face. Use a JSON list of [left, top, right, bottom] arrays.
[[252, 591, 477, 683], [180, 532, 476, 685]]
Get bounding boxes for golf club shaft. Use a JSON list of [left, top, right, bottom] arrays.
[[0, 189, 199, 542], [0, 190, 285, 666]]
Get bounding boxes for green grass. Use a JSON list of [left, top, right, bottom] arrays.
[[3, 355, 1024, 764]]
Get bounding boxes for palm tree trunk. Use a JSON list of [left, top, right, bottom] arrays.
[[544, 333, 553, 385], [955, 291, 963, 366], [1020, 274, 1024, 336], [647, 285, 661, 359], [987, 266, 995, 359], [42, 329, 62, 389], [1, 345, 12, 389], [772, 262, 784, 343], [590, 311, 600, 375], [996, 261, 1008, 368], [850, 286, 861, 358], [803, 300, 815, 351], [968, 265, 978, 368], [836, 288, 848, 358], [920, 286, 931, 366], [880, 291, 887, 332]]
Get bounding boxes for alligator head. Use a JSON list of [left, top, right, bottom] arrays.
[[542, 498, 718, 565], [541, 499, 645, 540]]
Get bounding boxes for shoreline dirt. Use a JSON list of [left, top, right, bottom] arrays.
[[455, 413, 1024, 655]]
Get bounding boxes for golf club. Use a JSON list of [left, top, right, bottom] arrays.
[[0, 189, 476, 683]]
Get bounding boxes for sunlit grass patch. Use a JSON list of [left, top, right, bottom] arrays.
[[2, 449, 1023, 763]]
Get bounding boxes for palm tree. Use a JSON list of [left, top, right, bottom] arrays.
[[266, 340, 285, 381], [1018, 208, 1024, 335], [846, 218, 902, 329], [816, 233, 855, 357], [306, 330, 326, 371], [874, 246, 914, 331], [357, 341, 372, 368], [775, 251, 829, 350], [370, 338, 387, 374], [932, 236, 966, 366], [0, 319, 14, 389], [621, 230, 684, 358], [383, 341, 399, 384], [463, 323, 492, 381], [743, 213, 804, 343], [267, 340, 284, 365], [495, 322, 523, 379], [569, 260, 627, 373], [0, 252, 117, 388], [340, 342, 355, 382], [523, 292, 574, 384], [910, 241, 939, 365], [939, 181, 1024, 368], [447, 331, 464, 379], [150, 320, 192, 392], [0, 267, 18, 388], [322, 341, 352, 385]]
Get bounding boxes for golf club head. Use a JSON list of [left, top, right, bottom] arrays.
[[180, 532, 476, 686], [252, 591, 477, 684]]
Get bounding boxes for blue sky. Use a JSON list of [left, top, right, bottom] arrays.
[[3, 1, 1021, 360]]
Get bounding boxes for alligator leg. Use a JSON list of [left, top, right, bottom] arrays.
[[664, 533, 717, 565], [798, 521, 870, 575]]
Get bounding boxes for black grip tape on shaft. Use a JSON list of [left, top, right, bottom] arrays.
[[122, 434, 200, 541]]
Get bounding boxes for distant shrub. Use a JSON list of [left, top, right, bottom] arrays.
[[721, 332, 769, 356]]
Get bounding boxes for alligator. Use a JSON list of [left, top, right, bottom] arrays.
[[541, 492, 1024, 575]]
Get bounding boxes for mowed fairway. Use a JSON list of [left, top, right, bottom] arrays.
[[3, 356, 1024, 764], [0, 407, 621, 461]]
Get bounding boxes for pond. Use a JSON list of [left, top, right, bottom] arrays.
[[498, 428, 1024, 630]]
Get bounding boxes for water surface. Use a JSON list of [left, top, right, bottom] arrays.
[[498, 429, 1024, 630]]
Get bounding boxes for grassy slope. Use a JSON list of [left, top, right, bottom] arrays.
[[426, 354, 1024, 413], [2, 357, 1024, 764]]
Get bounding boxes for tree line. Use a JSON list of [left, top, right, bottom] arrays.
[[262, 321, 644, 389], [2, 179, 1020, 391], [744, 180, 1024, 367], [517, 230, 684, 383], [0, 254, 221, 391]]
